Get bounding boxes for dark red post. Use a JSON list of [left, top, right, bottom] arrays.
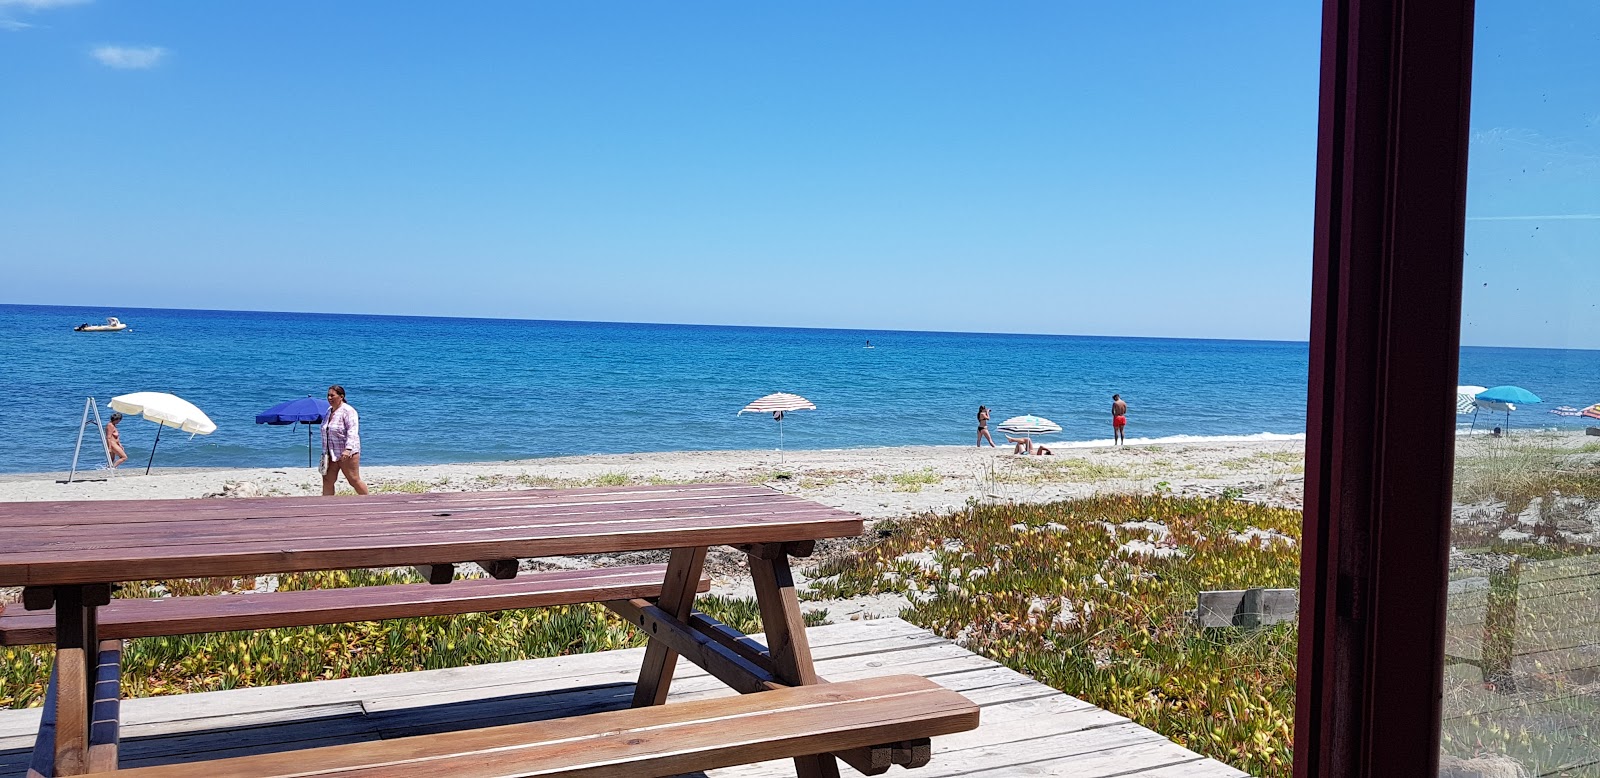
[[1296, 0, 1476, 775]]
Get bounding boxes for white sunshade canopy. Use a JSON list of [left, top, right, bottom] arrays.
[[739, 393, 817, 415], [109, 392, 217, 435], [1456, 385, 1486, 415], [996, 415, 1062, 434]]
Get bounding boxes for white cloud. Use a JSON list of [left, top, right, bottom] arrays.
[[0, 0, 85, 30], [0, 0, 90, 8], [91, 45, 167, 69]]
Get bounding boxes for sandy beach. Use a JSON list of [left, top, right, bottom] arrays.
[[0, 438, 1307, 513], [0, 439, 1307, 620]]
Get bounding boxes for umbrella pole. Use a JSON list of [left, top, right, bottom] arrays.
[[308, 425, 314, 468], [778, 417, 785, 465], [145, 423, 164, 475]]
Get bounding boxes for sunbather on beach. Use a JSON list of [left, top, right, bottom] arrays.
[[1033, 442, 1054, 455], [1007, 435, 1033, 455]]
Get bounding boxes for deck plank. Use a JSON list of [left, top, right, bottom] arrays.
[[0, 618, 1243, 777]]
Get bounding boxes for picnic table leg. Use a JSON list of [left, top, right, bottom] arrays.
[[47, 585, 110, 776], [632, 546, 708, 707], [750, 551, 839, 778]]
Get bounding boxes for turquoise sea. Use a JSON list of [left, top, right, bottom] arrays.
[[1, 304, 1595, 474]]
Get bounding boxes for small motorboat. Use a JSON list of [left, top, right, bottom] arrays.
[[74, 317, 128, 332]]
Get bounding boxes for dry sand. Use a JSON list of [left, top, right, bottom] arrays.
[[0, 439, 1308, 620]]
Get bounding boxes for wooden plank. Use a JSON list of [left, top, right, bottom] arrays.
[[631, 547, 707, 707], [705, 698, 1135, 777], [4, 495, 834, 553], [1194, 588, 1298, 628], [1520, 554, 1600, 584], [0, 483, 765, 523], [52, 647, 88, 776], [0, 483, 806, 531], [1, 500, 848, 557], [0, 512, 862, 587], [916, 723, 1181, 777], [2, 566, 707, 646], [105, 676, 978, 778], [1136, 759, 1253, 777]]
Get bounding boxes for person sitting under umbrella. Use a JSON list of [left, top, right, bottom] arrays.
[[1006, 435, 1034, 455]]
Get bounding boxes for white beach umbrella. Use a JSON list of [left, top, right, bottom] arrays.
[[109, 392, 217, 474], [996, 415, 1062, 435], [738, 393, 816, 461], [1456, 385, 1486, 416]]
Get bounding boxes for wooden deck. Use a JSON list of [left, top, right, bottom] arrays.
[[0, 618, 1245, 777]]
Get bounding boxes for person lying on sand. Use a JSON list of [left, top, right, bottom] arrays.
[[1033, 443, 1054, 455], [1006, 435, 1033, 455]]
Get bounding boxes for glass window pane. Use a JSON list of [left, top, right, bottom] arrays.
[[1445, 3, 1600, 775]]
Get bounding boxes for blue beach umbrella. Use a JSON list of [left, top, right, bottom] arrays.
[[1473, 385, 1542, 435], [1475, 386, 1542, 406], [255, 396, 331, 467]]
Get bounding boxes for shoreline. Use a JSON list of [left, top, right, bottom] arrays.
[[0, 439, 1310, 515]]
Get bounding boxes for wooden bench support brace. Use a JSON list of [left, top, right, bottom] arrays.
[[630, 547, 707, 707], [607, 598, 778, 694]]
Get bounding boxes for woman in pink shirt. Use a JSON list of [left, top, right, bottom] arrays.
[[321, 384, 369, 496]]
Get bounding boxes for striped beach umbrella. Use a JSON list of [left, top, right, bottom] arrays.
[[996, 415, 1062, 435], [739, 393, 816, 461]]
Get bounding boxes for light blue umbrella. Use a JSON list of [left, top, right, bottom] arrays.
[[1475, 386, 1542, 405], [1473, 385, 1542, 435]]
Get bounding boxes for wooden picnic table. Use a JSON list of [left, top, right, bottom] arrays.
[[0, 483, 900, 777]]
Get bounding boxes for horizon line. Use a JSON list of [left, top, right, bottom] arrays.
[[5, 300, 1591, 352], [0, 300, 1312, 346]]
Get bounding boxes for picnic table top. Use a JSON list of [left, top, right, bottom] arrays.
[[0, 483, 863, 588]]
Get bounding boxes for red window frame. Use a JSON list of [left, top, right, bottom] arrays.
[[1295, 0, 1475, 774]]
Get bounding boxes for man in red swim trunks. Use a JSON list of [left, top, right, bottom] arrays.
[[1111, 394, 1128, 446]]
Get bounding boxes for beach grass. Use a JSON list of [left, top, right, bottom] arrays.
[[806, 494, 1301, 776], [890, 468, 942, 492], [0, 570, 825, 708], [1453, 431, 1600, 511]]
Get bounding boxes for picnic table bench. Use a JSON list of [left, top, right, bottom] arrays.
[[0, 483, 978, 777]]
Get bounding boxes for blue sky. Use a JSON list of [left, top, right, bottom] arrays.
[[0, 2, 1593, 346]]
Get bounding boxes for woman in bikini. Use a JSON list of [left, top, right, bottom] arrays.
[[977, 405, 995, 447]]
